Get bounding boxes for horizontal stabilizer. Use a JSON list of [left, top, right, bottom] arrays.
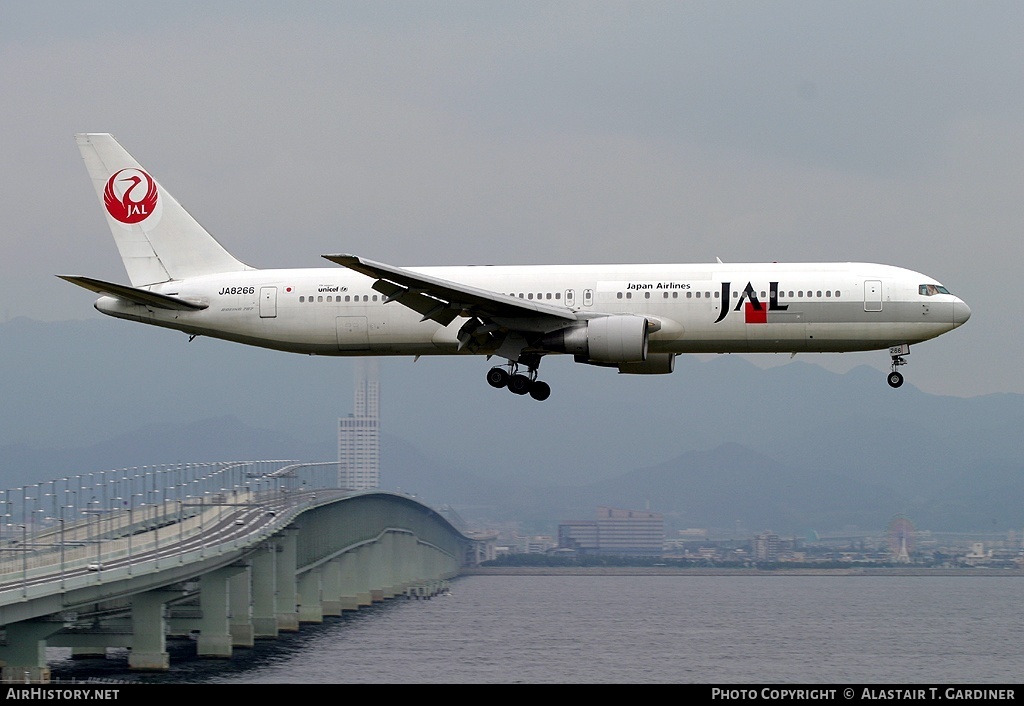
[[57, 275, 208, 311]]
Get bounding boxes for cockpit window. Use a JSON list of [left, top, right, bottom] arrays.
[[919, 284, 951, 296]]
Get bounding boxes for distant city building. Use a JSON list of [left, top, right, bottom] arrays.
[[677, 528, 709, 540], [517, 535, 557, 554], [962, 542, 991, 566], [558, 507, 664, 556], [753, 532, 780, 562], [338, 360, 380, 489]]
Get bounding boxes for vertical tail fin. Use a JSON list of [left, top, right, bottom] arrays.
[[76, 133, 250, 286]]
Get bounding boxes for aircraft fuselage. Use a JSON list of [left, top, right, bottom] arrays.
[[95, 261, 968, 357]]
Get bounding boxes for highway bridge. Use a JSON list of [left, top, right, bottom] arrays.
[[0, 461, 480, 682]]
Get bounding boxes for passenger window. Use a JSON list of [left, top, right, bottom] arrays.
[[583, 289, 593, 306]]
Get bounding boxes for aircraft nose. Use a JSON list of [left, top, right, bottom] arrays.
[[953, 299, 971, 327]]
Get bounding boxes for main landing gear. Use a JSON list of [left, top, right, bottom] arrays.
[[887, 344, 909, 388], [486, 362, 551, 401]]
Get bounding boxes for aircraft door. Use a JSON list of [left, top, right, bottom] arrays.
[[259, 287, 278, 318], [864, 280, 882, 312], [337, 316, 370, 351]]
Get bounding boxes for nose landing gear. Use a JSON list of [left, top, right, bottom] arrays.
[[486, 362, 551, 401], [887, 344, 909, 388]]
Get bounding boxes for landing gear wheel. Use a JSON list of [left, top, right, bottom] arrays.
[[487, 356, 549, 399], [529, 380, 551, 401], [887, 346, 909, 389], [508, 374, 532, 395], [486, 367, 509, 389]]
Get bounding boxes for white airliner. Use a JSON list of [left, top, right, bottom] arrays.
[[61, 133, 970, 401]]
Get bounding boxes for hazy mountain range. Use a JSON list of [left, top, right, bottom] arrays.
[[2, 317, 1021, 535]]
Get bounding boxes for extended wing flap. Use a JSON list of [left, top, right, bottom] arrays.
[[57, 275, 207, 311], [323, 253, 577, 325], [371, 280, 460, 326]]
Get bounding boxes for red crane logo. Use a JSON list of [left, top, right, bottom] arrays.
[[103, 168, 158, 224]]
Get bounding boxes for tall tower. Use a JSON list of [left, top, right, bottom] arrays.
[[338, 360, 380, 489]]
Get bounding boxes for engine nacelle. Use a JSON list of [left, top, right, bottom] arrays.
[[617, 353, 676, 375], [542, 315, 649, 363]]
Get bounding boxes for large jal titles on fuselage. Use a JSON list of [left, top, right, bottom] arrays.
[[713, 282, 788, 324]]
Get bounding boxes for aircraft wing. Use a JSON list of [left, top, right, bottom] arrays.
[[57, 275, 208, 311], [322, 254, 577, 327]]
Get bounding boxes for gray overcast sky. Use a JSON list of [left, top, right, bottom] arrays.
[[1, 1, 1020, 396]]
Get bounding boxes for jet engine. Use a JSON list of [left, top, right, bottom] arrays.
[[541, 315, 650, 363]]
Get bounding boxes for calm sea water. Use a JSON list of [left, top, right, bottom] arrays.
[[49, 575, 1022, 683]]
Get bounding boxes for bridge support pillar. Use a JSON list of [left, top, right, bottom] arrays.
[[382, 531, 399, 598], [320, 558, 343, 616], [275, 528, 299, 632], [251, 542, 278, 639], [128, 589, 177, 670], [0, 622, 60, 683], [369, 535, 389, 602], [229, 567, 255, 647], [297, 567, 323, 624], [396, 532, 419, 595], [197, 566, 237, 658], [354, 545, 374, 606], [337, 550, 363, 611]]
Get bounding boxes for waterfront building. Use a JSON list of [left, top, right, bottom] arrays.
[[753, 532, 780, 562], [558, 507, 664, 556], [338, 360, 380, 489]]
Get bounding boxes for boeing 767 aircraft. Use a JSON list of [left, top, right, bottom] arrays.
[[61, 133, 970, 401]]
